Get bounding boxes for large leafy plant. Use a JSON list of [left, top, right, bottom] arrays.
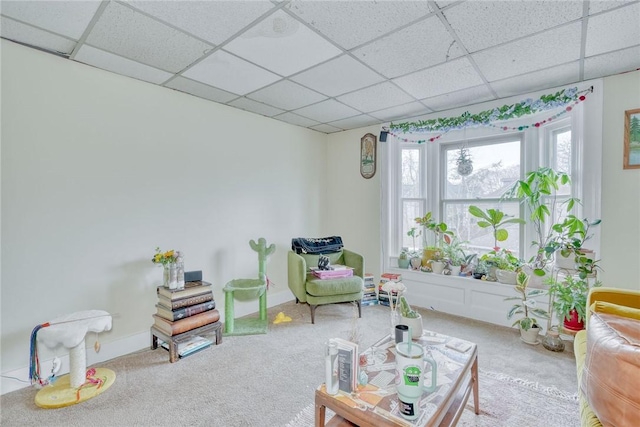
[[503, 167, 579, 276], [546, 275, 601, 324], [468, 206, 524, 250]]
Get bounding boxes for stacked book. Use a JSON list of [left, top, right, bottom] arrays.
[[378, 272, 402, 307], [361, 273, 378, 306], [153, 281, 220, 339]]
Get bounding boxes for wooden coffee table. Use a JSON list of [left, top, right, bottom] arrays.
[[315, 332, 479, 426]]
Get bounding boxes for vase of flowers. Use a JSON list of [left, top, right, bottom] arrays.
[[152, 247, 179, 289]]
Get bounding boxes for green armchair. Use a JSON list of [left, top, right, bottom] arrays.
[[287, 249, 364, 324]]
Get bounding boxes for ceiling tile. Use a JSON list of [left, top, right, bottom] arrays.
[[585, 3, 640, 57], [0, 0, 100, 39], [369, 102, 430, 122], [127, 0, 275, 45], [290, 54, 384, 97], [0, 16, 76, 54], [393, 57, 484, 99], [491, 62, 580, 98], [328, 115, 381, 130], [182, 50, 280, 95], [287, 0, 435, 50], [584, 45, 640, 80], [223, 10, 341, 76], [589, 0, 636, 15], [229, 97, 285, 117], [473, 22, 582, 82], [294, 99, 360, 123], [422, 85, 495, 112], [74, 44, 173, 84], [310, 124, 342, 133], [85, 1, 212, 73], [273, 112, 320, 128], [443, 0, 583, 53], [165, 76, 239, 104], [337, 82, 415, 113], [353, 15, 464, 78], [247, 80, 326, 111]]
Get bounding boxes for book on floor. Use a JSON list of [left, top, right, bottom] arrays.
[[161, 335, 212, 357]]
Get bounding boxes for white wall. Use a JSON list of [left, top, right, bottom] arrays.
[[0, 40, 327, 389], [600, 70, 640, 290], [325, 127, 382, 279]]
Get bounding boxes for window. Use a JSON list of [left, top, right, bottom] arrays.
[[383, 113, 584, 267], [442, 136, 522, 254]]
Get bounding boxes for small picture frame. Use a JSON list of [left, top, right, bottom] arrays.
[[360, 133, 377, 179], [624, 108, 640, 169]]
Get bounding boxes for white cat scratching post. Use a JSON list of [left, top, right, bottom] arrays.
[[35, 310, 116, 408]]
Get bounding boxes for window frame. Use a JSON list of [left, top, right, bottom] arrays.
[[383, 108, 590, 269]]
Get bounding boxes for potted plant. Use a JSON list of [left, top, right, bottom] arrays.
[[441, 237, 467, 276], [415, 212, 453, 268], [551, 215, 601, 279], [505, 271, 549, 344], [398, 247, 410, 269], [473, 260, 490, 280], [480, 248, 522, 284], [406, 227, 422, 270], [398, 295, 423, 339], [503, 167, 580, 277], [546, 275, 601, 332], [468, 206, 525, 250]]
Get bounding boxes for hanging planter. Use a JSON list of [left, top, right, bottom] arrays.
[[456, 147, 473, 176]]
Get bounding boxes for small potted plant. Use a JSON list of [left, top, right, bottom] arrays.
[[398, 295, 423, 339], [441, 236, 467, 276], [505, 271, 549, 344], [398, 247, 410, 269], [473, 260, 490, 280], [481, 248, 522, 284], [415, 212, 453, 268], [546, 275, 601, 332], [406, 228, 422, 270]]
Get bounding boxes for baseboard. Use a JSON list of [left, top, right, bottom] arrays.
[[1, 292, 294, 396]]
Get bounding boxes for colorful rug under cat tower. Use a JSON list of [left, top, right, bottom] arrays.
[[31, 310, 116, 408], [223, 238, 275, 336]]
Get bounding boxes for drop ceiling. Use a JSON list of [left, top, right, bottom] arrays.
[[2, 0, 639, 134]]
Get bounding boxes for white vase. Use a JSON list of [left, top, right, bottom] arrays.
[[496, 269, 517, 285], [520, 326, 541, 345], [431, 261, 445, 274], [449, 265, 461, 276], [400, 314, 423, 339]]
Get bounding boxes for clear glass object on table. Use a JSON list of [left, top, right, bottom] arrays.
[[365, 334, 392, 366]]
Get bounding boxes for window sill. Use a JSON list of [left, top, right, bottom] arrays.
[[386, 267, 550, 333]]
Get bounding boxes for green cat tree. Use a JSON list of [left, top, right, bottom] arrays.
[[223, 238, 275, 336]]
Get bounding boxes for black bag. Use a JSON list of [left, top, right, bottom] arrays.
[[291, 236, 344, 255]]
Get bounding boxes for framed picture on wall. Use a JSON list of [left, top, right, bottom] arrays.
[[624, 108, 640, 169], [360, 133, 377, 179]]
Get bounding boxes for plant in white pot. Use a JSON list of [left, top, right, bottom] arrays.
[[398, 295, 423, 339], [505, 272, 549, 344], [550, 215, 601, 279]]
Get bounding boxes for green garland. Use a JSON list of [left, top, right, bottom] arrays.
[[390, 87, 589, 134]]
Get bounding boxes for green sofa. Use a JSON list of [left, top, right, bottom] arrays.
[[287, 249, 364, 324], [574, 287, 640, 426]]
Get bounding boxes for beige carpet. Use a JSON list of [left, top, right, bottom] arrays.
[[1, 300, 579, 426]]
